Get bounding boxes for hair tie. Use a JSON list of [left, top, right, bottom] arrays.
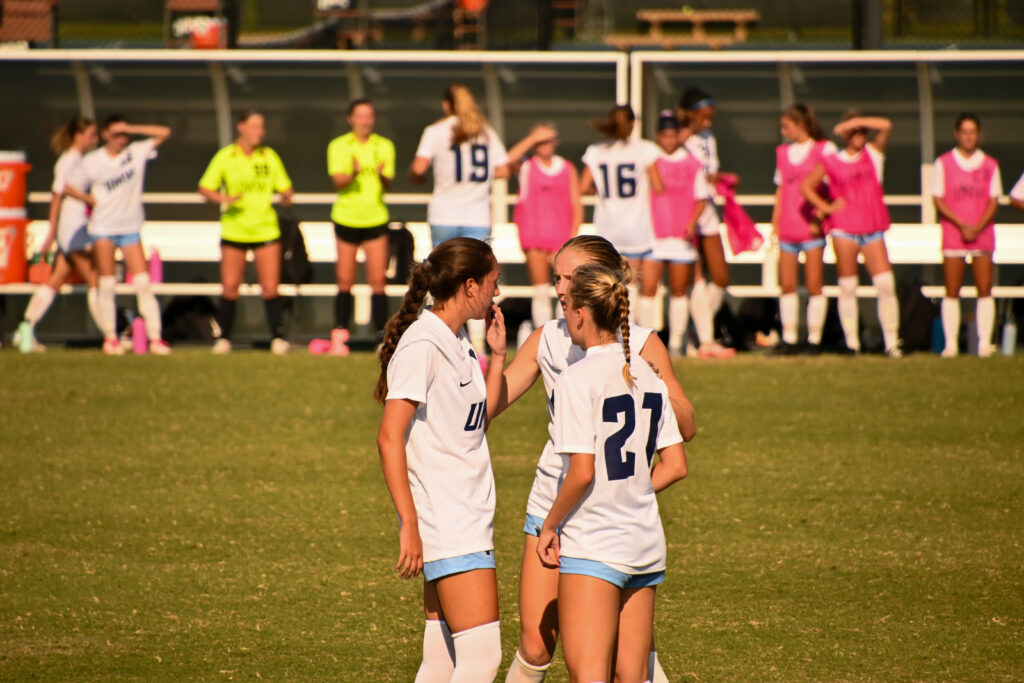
[[686, 97, 715, 111]]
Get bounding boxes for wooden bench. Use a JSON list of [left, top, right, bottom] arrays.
[[605, 7, 759, 51], [0, 0, 57, 46]]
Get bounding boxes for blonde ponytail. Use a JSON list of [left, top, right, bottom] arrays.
[[444, 83, 486, 145]]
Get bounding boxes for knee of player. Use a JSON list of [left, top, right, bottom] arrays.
[[518, 629, 555, 666]]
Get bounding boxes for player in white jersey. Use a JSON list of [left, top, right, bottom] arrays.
[[537, 262, 688, 683], [15, 117, 111, 352], [580, 104, 663, 315], [65, 115, 171, 355], [680, 87, 736, 359], [493, 235, 695, 683], [376, 237, 508, 682]]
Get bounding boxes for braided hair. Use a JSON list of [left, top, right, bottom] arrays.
[[374, 237, 496, 403], [568, 263, 635, 388]]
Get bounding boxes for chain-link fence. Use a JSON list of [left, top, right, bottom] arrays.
[[3, 0, 1024, 49]]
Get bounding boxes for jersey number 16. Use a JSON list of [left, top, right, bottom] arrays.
[[602, 392, 663, 481]]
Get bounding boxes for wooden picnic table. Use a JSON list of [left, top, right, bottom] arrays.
[[605, 7, 760, 50]]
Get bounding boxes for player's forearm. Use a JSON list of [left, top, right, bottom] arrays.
[[541, 457, 593, 531], [128, 124, 171, 140], [378, 441, 418, 526], [651, 443, 687, 493]]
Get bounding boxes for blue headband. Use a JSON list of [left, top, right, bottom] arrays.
[[686, 97, 715, 111]]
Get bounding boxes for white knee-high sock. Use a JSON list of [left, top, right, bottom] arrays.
[[806, 295, 826, 345], [531, 284, 552, 327], [414, 620, 455, 683], [637, 296, 657, 330], [627, 283, 639, 323], [976, 296, 995, 352], [668, 295, 690, 351], [505, 649, 549, 683], [650, 650, 669, 683], [23, 285, 57, 325], [942, 297, 960, 353], [873, 271, 899, 351], [837, 275, 860, 351], [132, 273, 163, 341], [86, 287, 113, 339], [690, 279, 713, 345], [451, 621, 501, 683], [706, 282, 725, 316], [779, 292, 799, 345], [98, 275, 117, 341]]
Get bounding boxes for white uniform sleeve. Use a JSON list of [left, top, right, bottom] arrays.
[[385, 340, 436, 404], [694, 170, 709, 199], [132, 138, 158, 161], [930, 157, 945, 197], [487, 127, 508, 168], [1011, 172, 1024, 202], [991, 164, 1003, 198], [581, 143, 596, 170], [517, 161, 530, 201], [866, 145, 885, 184], [552, 373, 596, 455], [822, 140, 839, 156], [51, 156, 69, 194], [655, 389, 683, 450], [641, 140, 661, 168], [414, 124, 437, 162]]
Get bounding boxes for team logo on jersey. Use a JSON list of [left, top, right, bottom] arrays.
[[464, 400, 486, 431]]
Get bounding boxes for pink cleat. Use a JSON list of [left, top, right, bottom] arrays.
[[149, 339, 172, 355], [698, 342, 737, 359], [308, 338, 332, 355]]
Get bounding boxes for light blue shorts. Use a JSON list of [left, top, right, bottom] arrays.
[[423, 550, 495, 582], [830, 229, 885, 248], [429, 224, 489, 247], [93, 232, 142, 248], [559, 556, 665, 589], [779, 237, 827, 255], [621, 249, 653, 261], [523, 512, 545, 537]]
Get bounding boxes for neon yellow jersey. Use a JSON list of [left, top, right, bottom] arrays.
[[327, 132, 395, 228], [198, 143, 292, 243]]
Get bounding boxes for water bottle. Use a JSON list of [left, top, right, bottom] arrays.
[[1002, 311, 1017, 357], [131, 315, 148, 354], [17, 321, 34, 353], [149, 248, 163, 283]]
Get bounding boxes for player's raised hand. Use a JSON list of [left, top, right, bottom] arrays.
[[486, 304, 506, 356], [396, 523, 423, 579]]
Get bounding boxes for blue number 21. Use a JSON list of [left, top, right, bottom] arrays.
[[601, 392, 663, 481]]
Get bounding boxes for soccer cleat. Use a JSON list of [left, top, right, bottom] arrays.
[[885, 344, 903, 359], [149, 340, 172, 355], [803, 343, 822, 356], [328, 342, 350, 357], [102, 338, 125, 355], [212, 338, 232, 354], [698, 342, 737, 359], [940, 347, 958, 359], [13, 324, 46, 353], [308, 338, 332, 355], [331, 328, 350, 346], [270, 338, 290, 355], [769, 342, 799, 357], [978, 344, 996, 358]]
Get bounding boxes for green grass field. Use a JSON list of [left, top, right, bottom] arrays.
[[1, 350, 1022, 681]]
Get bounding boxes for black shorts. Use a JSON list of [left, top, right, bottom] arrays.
[[220, 237, 280, 251], [333, 222, 388, 245]]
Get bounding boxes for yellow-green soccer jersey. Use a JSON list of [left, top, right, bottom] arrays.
[[199, 144, 292, 243], [327, 132, 395, 228]]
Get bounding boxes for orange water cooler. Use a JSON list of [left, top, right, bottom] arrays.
[[0, 151, 32, 283]]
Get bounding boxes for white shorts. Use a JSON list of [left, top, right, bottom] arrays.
[[697, 201, 722, 237], [943, 249, 991, 260], [650, 236, 699, 263], [57, 223, 92, 254]]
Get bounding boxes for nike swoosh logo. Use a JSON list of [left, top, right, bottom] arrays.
[[459, 380, 472, 387]]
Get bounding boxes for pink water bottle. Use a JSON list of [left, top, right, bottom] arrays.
[[149, 248, 163, 283], [132, 316, 148, 354]]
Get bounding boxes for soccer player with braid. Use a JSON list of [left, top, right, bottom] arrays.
[[537, 263, 688, 683], [375, 237, 508, 681]]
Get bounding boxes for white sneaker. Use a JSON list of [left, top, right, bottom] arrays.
[[149, 339, 172, 355], [940, 347, 958, 358], [13, 325, 46, 353], [212, 338, 232, 354], [886, 345, 903, 359], [102, 338, 125, 355], [978, 344, 996, 358], [270, 338, 290, 355]]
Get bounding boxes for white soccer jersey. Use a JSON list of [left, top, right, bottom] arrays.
[[70, 139, 157, 237], [385, 308, 495, 563], [929, 148, 1003, 197], [1012, 172, 1024, 202], [415, 116, 509, 228], [683, 130, 723, 236], [51, 149, 89, 245], [552, 343, 683, 573], [582, 138, 661, 254], [525, 318, 654, 518]]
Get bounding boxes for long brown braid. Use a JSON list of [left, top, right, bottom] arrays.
[[568, 263, 635, 388], [374, 237, 496, 403]]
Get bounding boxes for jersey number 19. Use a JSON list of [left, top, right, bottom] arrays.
[[452, 144, 489, 183]]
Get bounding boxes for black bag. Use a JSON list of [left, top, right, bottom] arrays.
[[161, 295, 218, 343], [898, 273, 938, 352], [278, 209, 311, 285], [387, 222, 416, 285]]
